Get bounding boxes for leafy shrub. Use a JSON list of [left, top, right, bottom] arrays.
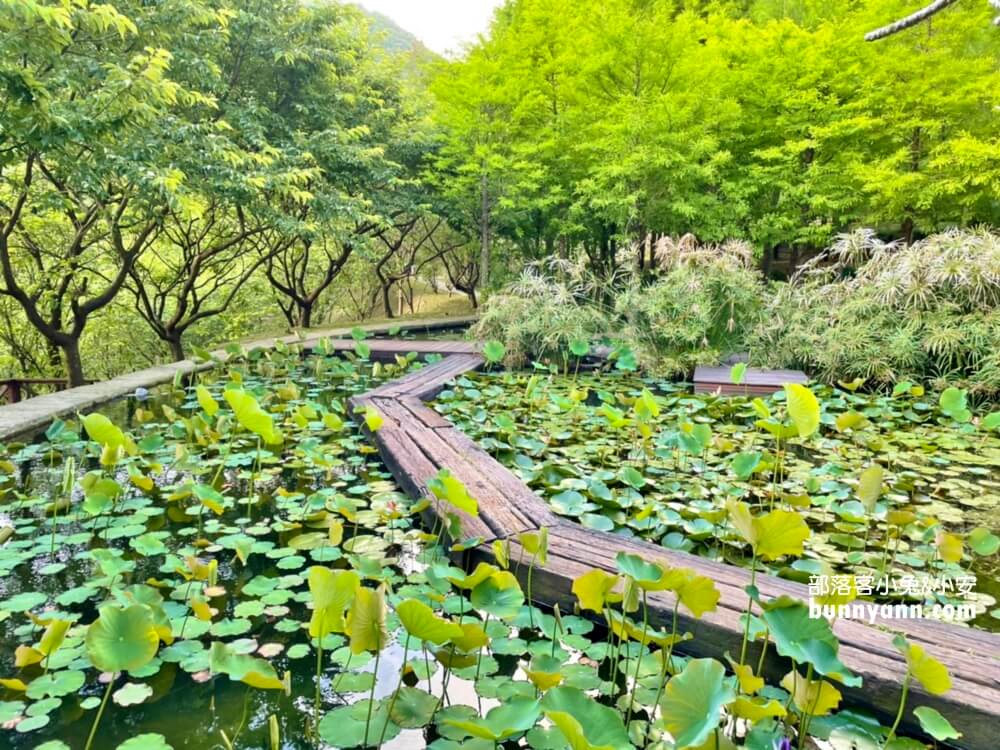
[[616, 237, 767, 374], [752, 228, 1000, 396], [472, 258, 611, 367]]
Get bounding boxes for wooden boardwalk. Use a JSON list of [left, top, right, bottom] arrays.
[[694, 364, 808, 396], [348, 342, 999, 750], [0, 315, 477, 442]]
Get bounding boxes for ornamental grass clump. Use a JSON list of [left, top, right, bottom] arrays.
[[616, 236, 767, 375], [753, 227, 1000, 396]]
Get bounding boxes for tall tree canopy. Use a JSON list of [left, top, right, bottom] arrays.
[[429, 0, 1000, 280]]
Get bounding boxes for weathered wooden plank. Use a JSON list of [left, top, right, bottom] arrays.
[[693, 365, 808, 396], [368, 397, 543, 540], [465, 523, 997, 750]]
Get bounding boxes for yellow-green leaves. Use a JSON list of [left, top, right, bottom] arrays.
[[195, 385, 218, 416], [308, 567, 359, 638], [209, 642, 290, 693], [857, 464, 883, 512], [519, 527, 549, 565], [572, 569, 620, 613], [428, 469, 479, 517], [935, 531, 963, 563], [780, 671, 841, 716], [363, 405, 384, 432], [784, 383, 820, 438], [224, 389, 281, 444], [754, 510, 810, 560], [893, 636, 952, 695], [346, 585, 387, 655], [726, 501, 810, 560], [633, 388, 661, 421], [396, 599, 462, 645], [80, 412, 136, 465], [674, 572, 720, 618]]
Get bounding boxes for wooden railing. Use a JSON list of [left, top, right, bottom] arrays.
[[0, 378, 94, 404]]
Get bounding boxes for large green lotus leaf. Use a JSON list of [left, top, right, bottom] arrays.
[[319, 699, 401, 748], [389, 686, 439, 728], [396, 598, 463, 644], [939, 387, 971, 422], [347, 586, 387, 655], [968, 527, 1000, 556], [482, 341, 506, 363], [443, 696, 541, 741], [308, 566, 359, 637], [658, 658, 735, 749], [470, 571, 525, 619], [761, 600, 860, 686], [208, 642, 286, 691], [85, 604, 160, 673], [541, 686, 631, 750], [731, 452, 763, 480], [785, 383, 820, 438]]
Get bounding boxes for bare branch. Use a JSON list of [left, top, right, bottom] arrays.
[[865, 0, 962, 41]]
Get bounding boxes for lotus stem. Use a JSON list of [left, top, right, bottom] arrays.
[[363, 640, 382, 748], [314, 615, 325, 729], [625, 591, 649, 728], [526, 552, 537, 629], [738, 555, 758, 665], [649, 600, 679, 730], [474, 613, 490, 712], [884, 672, 911, 746], [83, 675, 115, 750]]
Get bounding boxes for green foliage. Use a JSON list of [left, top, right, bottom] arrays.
[[472, 258, 611, 367], [753, 228, 1000, 396], [617, 239, 767, 373], [430, 0, 1000, 270]]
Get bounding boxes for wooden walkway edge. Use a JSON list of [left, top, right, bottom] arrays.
[[0, 315, 477, 442], [347, 343, 999, 750]]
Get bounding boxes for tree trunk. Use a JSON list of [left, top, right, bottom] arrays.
[[166, 333, 185, 362], [382, 283, 395, 319], [61, 338, 85, 388], [761, 245, 774, 278], [479, 173, 491, 290], [468, 287, 478, 309], [298, 302, 313, 329], [901, 217, 915, 246]]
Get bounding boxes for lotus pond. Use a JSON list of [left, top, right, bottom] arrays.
[[0, 344, 973, 750], [433, 371, 1000, 631]]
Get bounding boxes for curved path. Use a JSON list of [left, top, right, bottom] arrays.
[[347, 344, 999, 750]]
